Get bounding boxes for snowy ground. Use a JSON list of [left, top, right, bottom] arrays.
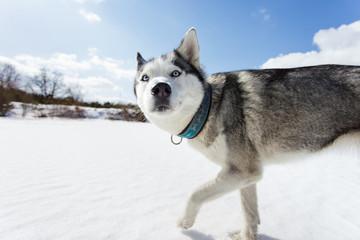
[[0, 118, 359, 240]]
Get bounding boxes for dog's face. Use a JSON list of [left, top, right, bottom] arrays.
[[134, 28, 206, 134]]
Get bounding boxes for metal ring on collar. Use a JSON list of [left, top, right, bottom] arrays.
[[171, 135, 183, 145]]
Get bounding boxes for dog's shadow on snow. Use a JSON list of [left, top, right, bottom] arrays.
[[258, 234, 281, 240], [181, 230, 215, 240], [181, 230, 280, 240]]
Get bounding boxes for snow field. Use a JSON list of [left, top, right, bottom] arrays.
[[0, 119, 359, 240]]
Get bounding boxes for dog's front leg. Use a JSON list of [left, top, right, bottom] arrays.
[[177, 167, 261, 230]]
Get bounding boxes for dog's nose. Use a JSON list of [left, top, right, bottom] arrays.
[[151, 83, 171, 99]]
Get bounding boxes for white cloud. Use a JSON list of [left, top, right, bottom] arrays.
[[89, 55, 135, 79], [261, 20, 360, 68], [65, 76, 124, 103], [253, 8, 270, 21], [88, 47, 98, 56], [0, 49, 136, 103], [15, 53, 91, 74], [79, 9, 101, 22], [0, 55, 40, 77]]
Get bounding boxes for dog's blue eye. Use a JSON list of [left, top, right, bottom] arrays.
[[171, 70, 181, 77], [141, 75, 149, 81]]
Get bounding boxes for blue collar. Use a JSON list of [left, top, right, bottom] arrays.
[[177, 84, 212, 139]]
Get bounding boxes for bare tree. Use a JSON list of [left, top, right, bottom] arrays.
[[31, 68, 64, 102], [0, 64, 21, 116], [0, 64, 20, 89], [65, 83, 84, 105]]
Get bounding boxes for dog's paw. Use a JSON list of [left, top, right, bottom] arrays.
[[177, 214, 195, 230], [230, 232, 244, 240]]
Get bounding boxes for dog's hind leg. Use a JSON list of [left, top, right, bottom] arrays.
[[177, 167, 262, 231], [231, 184, 260, 240]]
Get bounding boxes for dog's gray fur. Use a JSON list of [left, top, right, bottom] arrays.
[[134, 28, 360, 240]]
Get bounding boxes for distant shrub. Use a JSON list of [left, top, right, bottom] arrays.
[[107, 106, 147, 122], [21, 103, 29, 118], [134, 106, 147, 122], [107, 111, 124, 121], [37, 112, 48, 118], [0, 89, 14, 116], [50, 105, 86, 119]]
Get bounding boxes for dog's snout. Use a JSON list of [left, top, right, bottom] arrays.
[[151, 83, 171, 99]]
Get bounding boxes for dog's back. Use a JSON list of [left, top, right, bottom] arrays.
[[224, 64, 360, 154]]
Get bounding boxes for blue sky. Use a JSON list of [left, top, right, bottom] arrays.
[[1, 0, 360, 103]]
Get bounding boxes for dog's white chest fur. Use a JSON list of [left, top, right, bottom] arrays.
[[189, 133, 228, 166]]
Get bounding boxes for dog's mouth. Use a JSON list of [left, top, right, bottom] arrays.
[[154, 105, 170, 112], [151, 98, 172, 113]]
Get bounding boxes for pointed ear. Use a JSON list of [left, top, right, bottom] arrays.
[[176, 28, 200, 68], [136, 52, 146, 71]]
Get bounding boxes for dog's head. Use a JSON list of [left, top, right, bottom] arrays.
[[134, 28, 206, 135]]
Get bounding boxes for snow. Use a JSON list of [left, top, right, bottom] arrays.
[[0, 118, 359, 240]]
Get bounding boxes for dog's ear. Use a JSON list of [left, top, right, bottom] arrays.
[[136, 52, 146, 71], [176, 27, 200, 69]]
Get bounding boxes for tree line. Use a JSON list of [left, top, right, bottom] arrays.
[[0, 63, 145, 121]]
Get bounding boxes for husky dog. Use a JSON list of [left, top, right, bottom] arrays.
[[134, 28, 360, 240]]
